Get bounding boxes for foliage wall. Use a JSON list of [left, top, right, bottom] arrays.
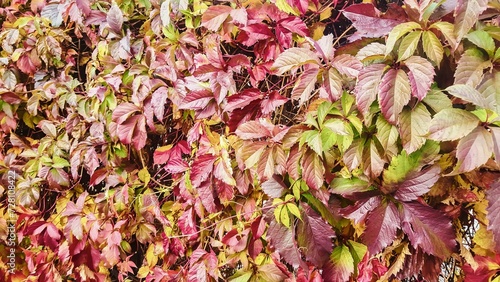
[[1, 0, 500, 281]]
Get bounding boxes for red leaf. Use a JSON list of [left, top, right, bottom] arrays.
[[261, 175, 287, 198], [179, 90, 214, 110], [190, 154, 217, 187], [401, 202, 456, 259], [225, 89, 262, 112], [404, 56, 435, 100], [178, 207, 198, 241], [363, 202, 400, 255], [297, 204, 335, 267], [278, 16, 309, 37], [238, 23, 274, 46]]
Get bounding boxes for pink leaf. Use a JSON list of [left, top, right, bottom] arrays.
[[178, 207, 198, 241], [201, 5, 232, 31], [331, 54, 362, 77], [261, 91, 288, 115], [301, 150, 325, 190], [355, 64, 386, 116], [224, 89, 262, 112], [454, 126, 493, 174], [107, 3, 123, 34], [235, 120, 273, 139], [379, 68, 411, 124], [404, 56, 435, 100]]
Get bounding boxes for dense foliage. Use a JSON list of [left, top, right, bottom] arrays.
[[1, 0, 500, 281]]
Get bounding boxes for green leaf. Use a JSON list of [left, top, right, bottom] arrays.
[[383, 151, 420, 185], [320, 128, 337, 151], [385, 22, 422, 56], [398, 30, 422, 62], [422, 30, 443, 66], [399, 103, 431, 154], [317, 101, 334, 126], [229, 271, 252, 282], [330, 177, 370, 196], [323, 119, 348, 135], [427, 108, 480, 141], [301, 130, 322, 156], [466, 30, 496, 57], [52, 155, 70, 168], [138, 167, 151, 186], [329, 245, 354, 281], [347, 240, 367, 275]]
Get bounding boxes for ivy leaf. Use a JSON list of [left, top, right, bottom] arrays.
[[266, 209, 305, 268], [355, 64, 386, 116], [385, 22, 422, 56], [421, 31, 443, 66], [486, 180, 500, 252], [466, 30, 495, 57], [404, 56, 435, 100], [201, 5, 232, 31], [397, 30, 422, 62], [235, 119, 272, 140], [454, 48, 491, 87], [399, 103, 431, 154], [342, 3, 405, 39], [301, 149, 325, 190], [107, 2, 124, 34], [331, 54, 363, 77], [297, 204, 335, 267], [323, 245, 354, 281], [363, 202, 400, 255], [401, 202, 456, 259], [454, 0, 488, 41], [454, 126, 493, 174], [362, 138, 385, 178], [224, 89, 262, 113], [492, 127, 500, 166], [446, 84, 490, 110], [394, 165, 441, 202], [322, 68, 343, 102], [271, 47, 320, 75], [291, 66, 319, 105], [379, 69, 411, 124], [429, 21, 457, 50], [477, 72, 500, 115], [427, 108, 479, 141], [190, 154, 217, 187]]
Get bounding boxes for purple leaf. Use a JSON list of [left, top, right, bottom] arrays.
[[379, 68, 411, 124], [394, 165, 441, 202], [355, 64, 386, 116], [297, 204, 335, 267], [401, 202, 456, 259], [342, 4, 405, 40], [363, 202, 400, 255], [107, 3, 123, 34]]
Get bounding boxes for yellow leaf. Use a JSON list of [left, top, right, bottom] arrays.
[[137, 266, 150, 278], [145, 244, 158, 267], [274, 206, 283, 223], [138, 167, 151, 186], [319, 8, 332, 21], [276, 0, 300, 15], [473, 225, 496, 257], [280, 206, 291, 228], [286, 203, 302, 220]]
